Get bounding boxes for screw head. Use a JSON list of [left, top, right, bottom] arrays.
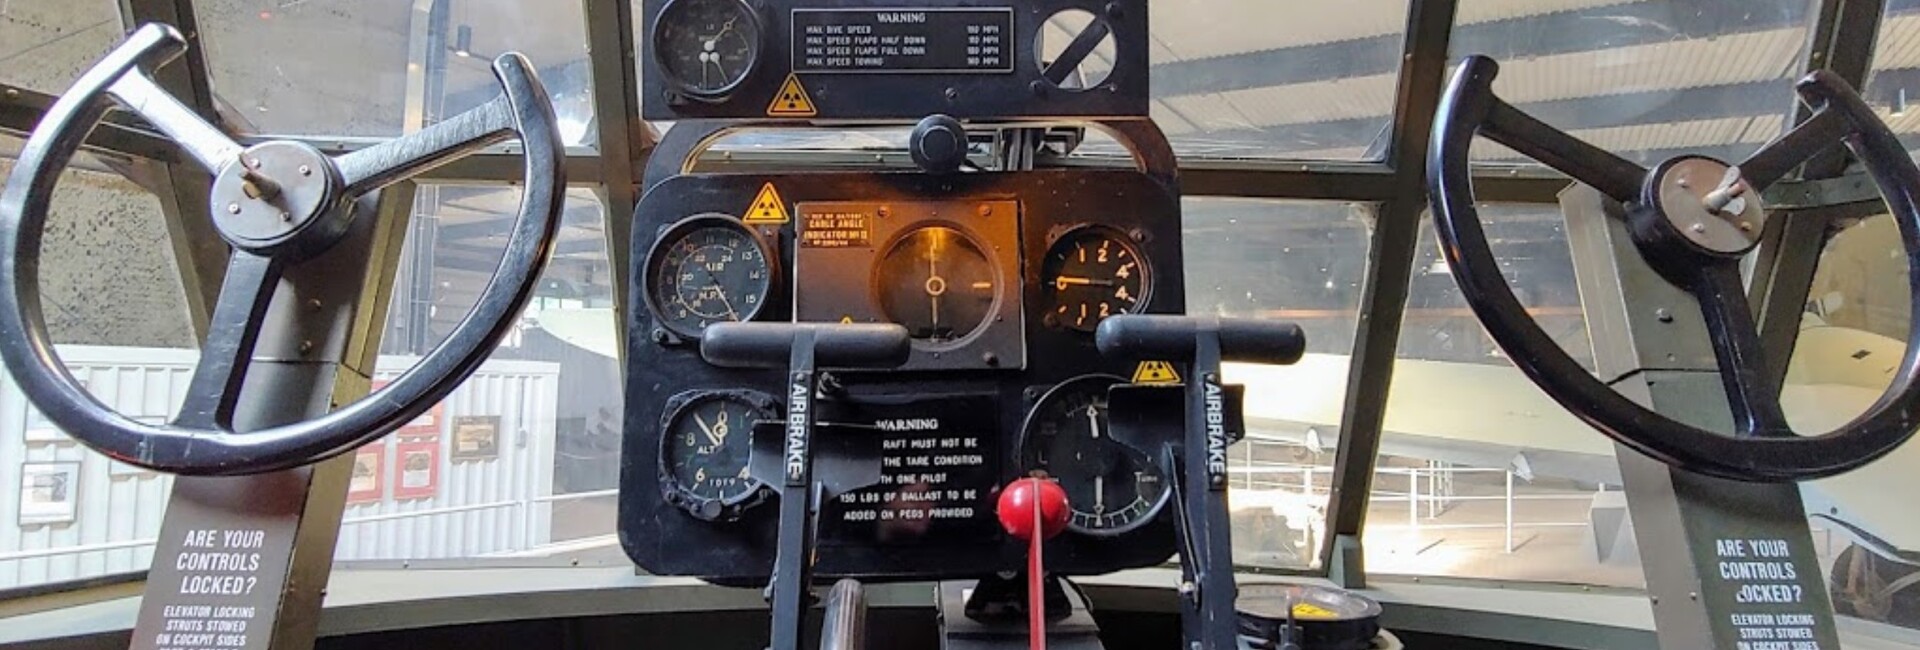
[[1656, 308, 1674, 323], [227, 203, 241, 214], [1690, 222, 1707, 233], [298, 165, 312, 176], [1738, 221, 1753, 232]]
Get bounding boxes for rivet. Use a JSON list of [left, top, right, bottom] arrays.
[[1690, 223, 1706, 233], [978, 204, 992, 218], [226, 203, 241, 214], [299, 340, 314, 354], [298, 165, 312, 176], [1689, 592, 1699, 601], [1656, 308, 1673, 323], [1677, 178, 1691, 189], [280, 211, 293, 222], [1738, 221, 1753, 232]]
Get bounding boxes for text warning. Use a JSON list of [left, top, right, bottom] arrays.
[[792, 8, 1013, 74]]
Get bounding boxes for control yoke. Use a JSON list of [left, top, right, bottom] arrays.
[[699, 322, 910, 650], [1096, 315, 1306, 650], [0, 24, 565, 475], [1428, 55, 1920, 481]]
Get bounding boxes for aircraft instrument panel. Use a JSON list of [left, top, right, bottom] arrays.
[[620, 164, 1188, 581]]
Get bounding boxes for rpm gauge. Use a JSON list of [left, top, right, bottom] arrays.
[[652, 0, 762, 99], [1019, 374, 1169, 536], [874, 225, 999, 344], [658, 390, 776, 521], [643, 214, 775, 340], [1043, 226, 1150, 332]]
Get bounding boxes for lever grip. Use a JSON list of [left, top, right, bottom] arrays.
[[1095, 315, 1305, 365], [701, 322, 912, 370]]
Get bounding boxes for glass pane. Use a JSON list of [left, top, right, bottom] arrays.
[[1864, 2, 1920, 158], [1137, 0, 1409, 160], [1460, 0, 1814, 166], [1185, 198, 1370, 570], [0, 0, 122, 94], [335, 185, 623, 565], [1784, 213, 1920, 631], [197, 0, 597, 145], [1367, 205, 1638, 587], [0, 137, 192, 590]]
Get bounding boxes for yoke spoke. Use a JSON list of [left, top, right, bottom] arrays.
[[1737, 109, 1850, 191], [334, 96, 516, 197], [1480, 98, 1648, 203], [174, 252, 284, 430], [107, 71, 244, 175], [1691, 262, 1791, 437]]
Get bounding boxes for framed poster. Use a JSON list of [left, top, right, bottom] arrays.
[[392, 440, 440, 500], [346, 446, 384, 504], [451, 415, 500, 461], [373, 379, 444, 439], [19, 462, 80, 525]]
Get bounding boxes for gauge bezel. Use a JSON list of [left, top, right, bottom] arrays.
[[657, 389, 778, 522], [869, 221, 1004, 350], [642, 213, 779, 341], [1017, 373, 1171, 537], [1041, 224, 1153, 333], [650, 0, 764, 101]]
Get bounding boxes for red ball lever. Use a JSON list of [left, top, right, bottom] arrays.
[[997, 476, 1070, 650]]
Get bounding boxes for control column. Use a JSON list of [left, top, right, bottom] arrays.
[[701, 322, 911, 650]]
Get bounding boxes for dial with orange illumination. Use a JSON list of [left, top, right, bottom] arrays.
[[1042, 227, 1150, 332]]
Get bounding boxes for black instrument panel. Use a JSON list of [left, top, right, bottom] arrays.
[[637, 0, 1150, 120], [620, 169, 1183, 581]]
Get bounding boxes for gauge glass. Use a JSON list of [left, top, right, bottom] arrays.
[[661, 392, 768, 519], [654, 0, 761, 97], [1020, 375, 1169, 535], [644, 215, 773, 339], [1042, 227, 1150, 332], [874, 226, 997, 344]]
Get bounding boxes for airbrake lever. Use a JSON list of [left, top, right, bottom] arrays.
[[701, 322, 910, 650], [1095, 315, 1306, 650]]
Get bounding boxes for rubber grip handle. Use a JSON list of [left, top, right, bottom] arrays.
[[1095, 315, 1306, 365], [701, 322, 912, 370]]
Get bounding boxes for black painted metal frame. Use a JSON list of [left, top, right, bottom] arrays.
[[0, 0, 1895, 597]]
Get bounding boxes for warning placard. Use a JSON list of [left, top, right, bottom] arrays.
[[767, 74, 817, 117], [1132, 361, 1181, 384], [744, 183, 791, 224]]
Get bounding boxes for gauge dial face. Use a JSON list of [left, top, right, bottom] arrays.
[[660, 392, 771, 520], [874, 226, 998, 344], [1043, 227, 1150, 332], [653, 0, 761, 97], [1020, 375, 1169, 536], [644, 215, 774, 339]]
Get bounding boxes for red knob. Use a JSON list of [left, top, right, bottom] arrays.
[[997, 477, 1070, 541]]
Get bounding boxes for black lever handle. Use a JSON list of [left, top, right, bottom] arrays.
[[1096, 315, 1305, 365], [701, 322, 911, 370]]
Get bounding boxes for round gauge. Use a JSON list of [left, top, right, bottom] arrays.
[[1042, 227, 1151, 332], [1019, 374, 1169, 536], [658, 390, 775, 521], [642, 214, 775, 339], [652, 0, 762, 99], [873, 225, 998, 344]]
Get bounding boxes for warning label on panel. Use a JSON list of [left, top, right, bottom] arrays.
[[818, 395, 1000, 546], [791, 8, 1014, 74], [744, 183, 791, 224], [1714, 537, 1825, 649], [766, 73, 817, 116]]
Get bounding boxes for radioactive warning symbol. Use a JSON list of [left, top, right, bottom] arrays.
[[766, 73, 817, 117], [743, 182, 790, 224], [1132, 361, 1181, 384]]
